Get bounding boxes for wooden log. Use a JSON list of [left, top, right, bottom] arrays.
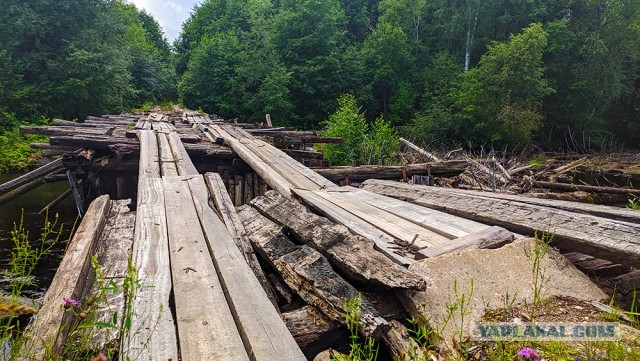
[[399, 138, 441, 162], [292, 188, 413, 266], [163, 176, 248, 360], [313, 161, 467, 182], [244, 172, 254, 204], [51, 118, 102, 127], [532, 180, 640, 195], [382, 321, 425, 361], [362, 180, 640, 268], [137, 130, 160, 179], [21, 196, 111, 360], [185, 176, 306, 360], [214, 125, 295, 196], [238, 205, 390, 338], [250, 191, 426, 290], [203, 172, 277, 307], [127, 179, 178, 360], [562, 252, 628, 278], [79, 200, 135, 349], [282, 305, 343, 358], [0, 177, 46, 207], [0, 158, 64, 194], [417, 226, 515, 259]]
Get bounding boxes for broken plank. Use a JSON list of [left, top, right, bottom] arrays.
[[163, 176, 248, 360], [292, 188, 413, 266], [417, 226, 515, 259], [185, 176, 306, 360], [239, 205, 389, 339], [250, 191, 426, 290], [21, 196, 111, 360]]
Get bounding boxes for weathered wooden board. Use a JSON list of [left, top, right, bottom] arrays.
[[157, 133, 178, 177], [239, 205, 389, 339], [203, 172, 277, 306], [21, 196, 111, 360], [0, 158, 65, 194], [167, 132, 199, 176], [163, 176, 248, 360], [137, 130, 160, 179], [81, 199, 135, 350], [282, 305, 344, 358], [363, 180, 640, 267], [292, 188, 413, 266], [313, 161, 467, 182], [417, 226, 515, 259], [127, 179, 178, 361], [186, 176, 305, 360], [250, 191, 426, 290]]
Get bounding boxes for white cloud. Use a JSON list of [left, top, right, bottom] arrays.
[[128, 0, 200, 43]]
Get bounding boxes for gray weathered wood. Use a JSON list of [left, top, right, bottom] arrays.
[[167, 132, 199, 176], [313, 161, 467, 182], [157, 133, 178, 177], [203, 172, 278, 307], [186, 176, 306, 360], [251, 191, 426, 290], [417, 226, 515, 259], [137, 130, 160, 179], [163, 176, 249, 360], [127, 179, 178, 361], [21, 196, 111, 360], [363, 180, 640, 267], [282, 305, 343, 358], [239, 205, 389, 339], [292, 188, 413, 266], [0, 158, 64, 194], [80, 200, 135, 350]]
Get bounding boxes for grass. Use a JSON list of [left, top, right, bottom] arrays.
[[331, 293, 378, 361], [627, 198, 640, 210]]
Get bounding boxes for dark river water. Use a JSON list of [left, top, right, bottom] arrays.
[[0, 174, 78, 299]]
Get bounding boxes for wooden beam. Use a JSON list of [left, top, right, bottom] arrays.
[[417, 226, 515, 259], [203, 172, 277, 307], [21, 196, 111, 360], [0, 158, 64, 194], [163, 176, 248, 360], [312, 161, 467, 182], [186, 176, 306, 360], [127, 179, 178, 360], [250, 191, 426, 290], [137, 130, 160, 179]]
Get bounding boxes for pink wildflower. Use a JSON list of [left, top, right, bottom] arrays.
[[62, 297, 80, 309], [518, 347, 540, 361]]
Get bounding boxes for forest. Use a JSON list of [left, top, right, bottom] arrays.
[[1, 0, 640, 171]]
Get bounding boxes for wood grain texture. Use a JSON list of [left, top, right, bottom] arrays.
[[21, 196, 111, 360], [363, 180, 640, 267], [137, 130, 160, 179], [251, 191, 426, 290], [186, 176, 305, 360], [239, 205, 389, 339], [417, 226, 515, 259], [163, 176, 248, 360], [127, 178, 178, 361]]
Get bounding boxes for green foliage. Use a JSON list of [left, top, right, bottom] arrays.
[[320, 94, 399, 166], [0, 128, 46, 173], [331, 293, 378, 361], [627, 198, 640, 210]]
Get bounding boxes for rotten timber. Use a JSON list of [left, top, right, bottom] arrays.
[[250, 191, 426, 290], [363, 179, 640, 267]]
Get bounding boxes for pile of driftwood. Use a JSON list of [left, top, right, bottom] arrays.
[[398, 139, 640, 205]]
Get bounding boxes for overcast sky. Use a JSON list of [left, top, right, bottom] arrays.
[[129, 0, 200, 43]]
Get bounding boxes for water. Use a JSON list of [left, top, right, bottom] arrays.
[[0, 174, 78, 300]]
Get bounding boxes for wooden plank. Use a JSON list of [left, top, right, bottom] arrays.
[[363, 180, 640, 268], [127, 178, 178, 361], [137, 130, 160, 179], [214, 125, 294, 196], [167, 132, 199, 176], [80, 199, 135, 350], [244, 172, 254, 204], [234, 174, 243, 206], [0, 158, 64, 194], [239, 205, 389, 339], [157, 133, 178, 177], [251, 191, 426, 290], [314, 190, 450, 249], [417, 226, 515, 259], [185, 176, 306, 360], [0, 177, 47, 207], [163, 176, 248, 360], [292, 189, 413, 266], [203, 173, 277, 307], [21, 196, 111, 360], [346, 186, 485, 238], [282, 306, 343, 358], [313, 161, 468, 182]]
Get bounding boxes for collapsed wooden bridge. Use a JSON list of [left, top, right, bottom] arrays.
[[2, 109, 639, 360]]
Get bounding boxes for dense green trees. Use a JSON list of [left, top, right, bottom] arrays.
[[0, 0, 176, 122], [176, 0, 640, 149]]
